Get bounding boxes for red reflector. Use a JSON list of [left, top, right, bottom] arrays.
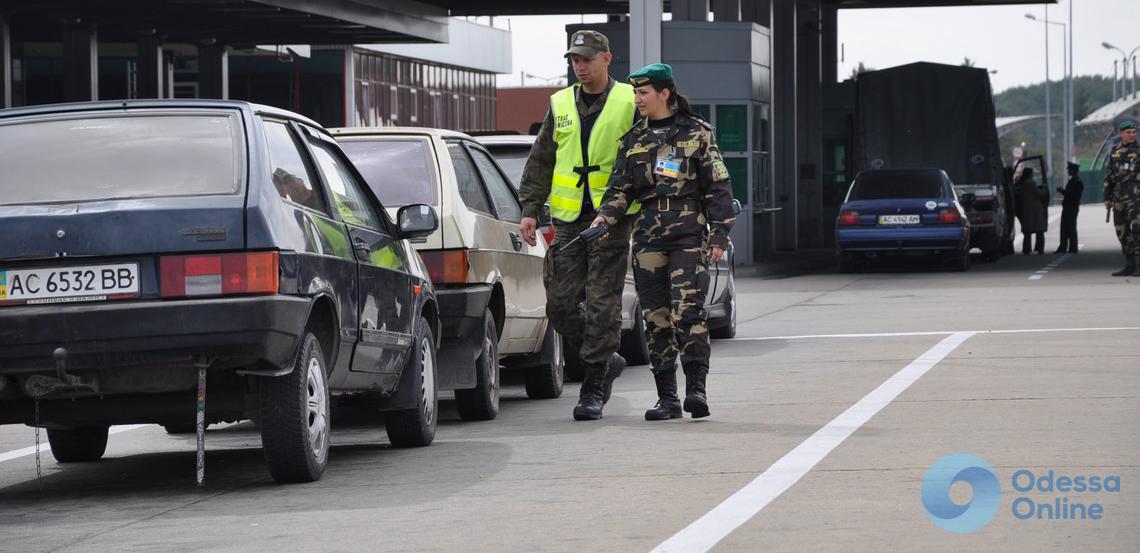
[[160, 257, 186, 298], [222, 254, 247, 294], [185, 256, 222, 276]]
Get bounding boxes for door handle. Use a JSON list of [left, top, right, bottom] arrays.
[[509, 232, 523, 252]]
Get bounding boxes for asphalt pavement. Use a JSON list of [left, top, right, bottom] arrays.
[[1, 205, 1136, 553]]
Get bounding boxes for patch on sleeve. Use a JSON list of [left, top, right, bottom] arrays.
[[712, 160, 730, 181], [626, 146, 650, 156]]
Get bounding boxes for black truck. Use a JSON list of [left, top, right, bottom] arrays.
[[854, 62, 1015, 260]]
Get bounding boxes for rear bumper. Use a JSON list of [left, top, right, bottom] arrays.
[[837, 226, 968, 252], [0, 295, 311, 375], [435, 285, 492, 339]]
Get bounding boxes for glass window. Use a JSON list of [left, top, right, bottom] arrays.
[[340, 138, 438, 207], [692, 103, 711, 122], [716, 105, 748, 152], [468, 146, 523, 222], [723, 157, 749, 202], [848, 170, 946, 200], [263, 120, 328, 214], [307, 135, 384, 230], [446, 142, 492, 214], [755, 104, 770, 154], [0, 113, 242, 205]]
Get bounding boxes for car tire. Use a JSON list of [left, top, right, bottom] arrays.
[[618, 302, 651, 366], [953, 250, 971, 272], [47, 426, 109, 463], [710, 290, 737, 340], [980, 232, 1002, 262], [455, 309, 500, 421], [163, 422, 206, 435], [259, 331, 330, 483], [386, 317, 438, 447], [524, 325, 564, 400]]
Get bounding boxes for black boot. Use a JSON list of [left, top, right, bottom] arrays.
[[1112, 255, 1135, 277], [1131, 256, 1140, 277], [644, 371, 682, 421], [683, 370, 710, 419], [572, 367, 605, 421], [602, 352, 626, 405]]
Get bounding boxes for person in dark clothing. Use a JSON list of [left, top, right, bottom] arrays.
[[1055, 162, 1083, 253], [1017, 167, 1049, 254]]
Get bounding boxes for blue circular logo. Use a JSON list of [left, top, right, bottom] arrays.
[[921, 453, 1001, 533]]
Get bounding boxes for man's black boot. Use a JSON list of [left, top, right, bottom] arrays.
[[572, 367, 605, 421], [602, 352, 626, 405], [683, 369, 710, 419], [1112, 255, 1135, 276], [644, 371, 682, 421]]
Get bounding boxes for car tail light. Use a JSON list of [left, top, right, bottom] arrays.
[[838, 210, 861, 226], [970, 213, 993, 224], [542, 226, 555, 246], [161, 251, 279, 298], [937, 209, 962, 224], [420, 250, 469, 284]]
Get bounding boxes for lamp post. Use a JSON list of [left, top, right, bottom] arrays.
[[1103, 42, 1132, 100], [1027, 12, 1067, 178]]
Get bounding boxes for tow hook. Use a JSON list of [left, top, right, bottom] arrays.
[[25, 347, 95, 398]]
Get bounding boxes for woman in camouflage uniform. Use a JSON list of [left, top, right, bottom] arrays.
[[593, 63, 736, 421]]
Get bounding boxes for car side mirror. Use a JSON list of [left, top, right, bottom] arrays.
[[732, 199, 742, 215], [959, 193, 976, 208], [396, 204, 439, 240]]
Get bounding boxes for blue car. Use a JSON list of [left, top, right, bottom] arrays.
[[835, 168, 971, 272]]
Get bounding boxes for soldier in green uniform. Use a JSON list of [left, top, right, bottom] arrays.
[[517, 30, 637, 421], [593, 63, 736, 420], [1104, 118, 1140, 276]]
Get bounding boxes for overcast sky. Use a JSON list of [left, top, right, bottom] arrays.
[[488, 0, 1137, 93]]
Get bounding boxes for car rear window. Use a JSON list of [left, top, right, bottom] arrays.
[[849, 171, 945, 200], [483, 145, 529, 188], [0, 112, 243, 205], [339, 139, 438, 206]]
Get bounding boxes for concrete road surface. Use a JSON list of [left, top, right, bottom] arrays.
[[1, 207, 1136, 552]]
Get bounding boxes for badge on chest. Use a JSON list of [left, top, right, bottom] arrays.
[[654, 151, 680, 179]]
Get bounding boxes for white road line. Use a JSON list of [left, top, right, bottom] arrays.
[[1028, 252, 1072, 280], [0, 425, 147, 464], [650, 332, 976, 553], [734, 326, 1140, 342]]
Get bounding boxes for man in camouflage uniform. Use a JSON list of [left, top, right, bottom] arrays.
[[595, 63, 736, 420], [1104, 118, 1140, 277], [518, 30, 636, 421]]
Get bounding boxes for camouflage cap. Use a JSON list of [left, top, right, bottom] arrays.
[[628, 63, 673, 87], [1120, 118, 1138, 131], [565, 30, 610, 58]]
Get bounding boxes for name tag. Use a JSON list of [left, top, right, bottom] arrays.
[[655, 158, 680, 178], [676, 139, 700, 149]]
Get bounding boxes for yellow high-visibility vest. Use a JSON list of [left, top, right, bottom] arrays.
[[549, 82, 640, 222]]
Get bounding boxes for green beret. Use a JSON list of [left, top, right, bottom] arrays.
[[628, 63, 673, 87], [1120, 118, 1138, 130]]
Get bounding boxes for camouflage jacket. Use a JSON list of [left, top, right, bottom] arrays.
[[597, 113, 736, 250], [1104, 141, 1140, 205], [518, 78, 634, 221]]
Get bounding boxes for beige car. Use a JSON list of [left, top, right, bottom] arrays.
[[333, 127, 564, 420]]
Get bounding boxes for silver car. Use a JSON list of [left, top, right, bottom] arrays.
[[477, 134, 738, 373]]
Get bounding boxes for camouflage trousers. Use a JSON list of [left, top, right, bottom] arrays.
[[543, 216, 632, 368], [1113, 201, 1140, 255], [632, 247, 710, 377]]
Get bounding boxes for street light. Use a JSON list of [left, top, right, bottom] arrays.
[[1026, 12, 1069, 178], [1103, 42, 1128, 101]]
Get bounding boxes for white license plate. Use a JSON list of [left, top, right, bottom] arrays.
[[879, 215, 921, 225], [0, 263, 140, 305]]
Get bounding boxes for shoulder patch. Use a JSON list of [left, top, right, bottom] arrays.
[[712, 160, 730, 181]]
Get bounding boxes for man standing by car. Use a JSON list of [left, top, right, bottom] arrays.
[[1104, 118, 1140, 276], [518, 30, 636, 421], [1055, 162, 1083, 254]]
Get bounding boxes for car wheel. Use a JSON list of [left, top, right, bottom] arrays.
[[953, 250, 971, 272], [618, 302, 651, 366], [525, 325, 564, 399], [455, 309, 500, 421], [710, 290, 737, 340], [162, 422, 206, 435], [47, 426, 109, 463], [259, 331, 330, 483], [386, 317, 438, 447]]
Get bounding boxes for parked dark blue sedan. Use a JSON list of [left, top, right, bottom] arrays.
[[0, 100, 445, 483], [835, 168, 971, 272]]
